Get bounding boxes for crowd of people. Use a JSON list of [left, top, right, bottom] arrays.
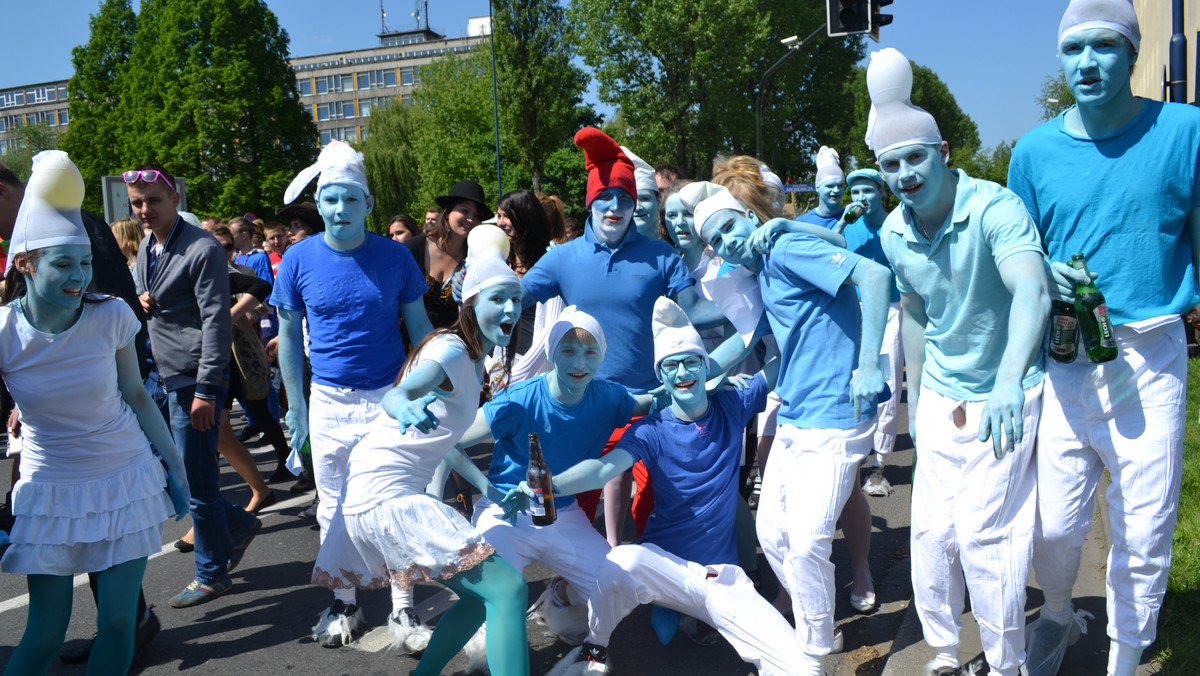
[[0, 1, 1194, 675]]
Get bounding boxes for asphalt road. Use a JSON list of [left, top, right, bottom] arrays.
[[0, 416, 918, 676]]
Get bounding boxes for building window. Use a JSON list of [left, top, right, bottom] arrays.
[[341, 74, 354, 92], [384, 69, 397, 87], [401, 93, 414, 105], [58, 108, 68, 125], [298, 79, 312, 96], [400, 67, 416, 86], [316, 103, 330, 121], [0, 139, 6, 155], [319, 129, 331, 145], [302, 103, 313, 119], [357, 73, 370, 90], [315, 77, 328, 95], [358, 100, 371, 118], [58, 85, 67, 100]]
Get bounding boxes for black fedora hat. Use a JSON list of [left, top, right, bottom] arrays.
[[275, 201, 325, 233], [435, 180, 494, 221]]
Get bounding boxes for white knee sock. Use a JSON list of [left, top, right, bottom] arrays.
[[795, 652, 825, 676], [1107, 640, 1142, 676], [332, 587, 357, 605], [391, 586, 413, 611], [1041, 590, 1073, 619], [933, 645, 960, 669]]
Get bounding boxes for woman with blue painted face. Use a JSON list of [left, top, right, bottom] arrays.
[[0, 152, 189, 675], [312, 251, 531, 676]]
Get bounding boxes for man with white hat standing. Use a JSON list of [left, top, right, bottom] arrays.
[[867, 46, 1051, 676], [796, 146, 847, 230], [272, 141, 434, 648], [1008, 1, 1200, 674], [695, 183, 891, 676]]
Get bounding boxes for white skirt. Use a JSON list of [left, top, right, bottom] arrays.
[[1, 454, 172, 576], [312, 492, 494, 591]]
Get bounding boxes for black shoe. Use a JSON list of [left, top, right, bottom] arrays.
[[174, 538, 194, 553], [131, 608, 161, 665], [228, 517, 262, 571], [290, 472, 316, 493], [299, 496, 319, 520], [268, 468, 294, 484], [248, 491, 277, 514], [236, 426, 262, 444], [58, 633, 95, 664]]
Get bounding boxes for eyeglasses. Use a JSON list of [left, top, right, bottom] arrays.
[[122, 170, 175, 192], [659, 355, 704, 374]]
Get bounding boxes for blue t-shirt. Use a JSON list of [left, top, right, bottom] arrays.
[[843, 220, 900, 303], [796, 209, 842, 230], [1008, 100, 1200, 324], [483, 375, 635, 509], [235, 249, 274, 282], [521, 219, 693, 393], [881, 170, 1047, 401], [758, 233, 867, 428], [621, 373, 770, 566], [269, 233, 428, 390]]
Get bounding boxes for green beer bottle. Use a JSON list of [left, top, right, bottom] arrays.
[[1070, 254, 1117, 363]]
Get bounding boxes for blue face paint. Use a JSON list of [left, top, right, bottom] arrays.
[[848, 179, 885, 222], [817, 179, 845, 214], [26, 245, 93, 314], [659, 352, 709, 418], [1060, 28, 1134, 109], [474, 282, 522, 352], [702, 209, 758, 269], [877, 144, 949, 217], [549, 331, 603, 400], [317, 184, 370, 248], [663, 194, 700, 253], [590, 188, 635, 245], [634, 189, 661, 240]]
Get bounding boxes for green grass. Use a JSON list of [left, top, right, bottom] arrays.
[[1152, 359, 1200, 672]]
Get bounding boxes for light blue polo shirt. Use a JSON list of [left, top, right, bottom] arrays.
[[521, 218, 692, 394], [796, 209, 842, 230], [843, 220, 901, 303], [880, 169, 1046, 401], [757, 233, 868, 429]]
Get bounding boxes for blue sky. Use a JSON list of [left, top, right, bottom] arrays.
[[6, 0, 1069, 148]]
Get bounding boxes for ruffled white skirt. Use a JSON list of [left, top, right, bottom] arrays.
[[1, 455, 173, 576], [313, 493, 494, 591]]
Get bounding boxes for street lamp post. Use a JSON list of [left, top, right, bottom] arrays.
[[756, 23, 826, 160]]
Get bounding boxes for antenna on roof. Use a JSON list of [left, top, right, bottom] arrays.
[[379, 0, 392, 33], [413, 0, 428, 30]]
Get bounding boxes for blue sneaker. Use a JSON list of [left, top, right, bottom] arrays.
[[228, 517, 262, 572], [169, 575, 232, 608]]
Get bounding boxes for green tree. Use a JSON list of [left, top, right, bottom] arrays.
[[357, 100, 426, 233], [493, 0, 591, 194], [111, 0, 315, 217], [1038, 72, 1075, 121], [954, 139, 1015, 187], [4, 123, 61, 183], [59, 0, 137, 214]]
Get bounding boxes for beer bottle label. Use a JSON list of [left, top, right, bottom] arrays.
[[530, 488, 546, 517], [1050, 314, 1078, 355], [1094, 304, 1116, 348]]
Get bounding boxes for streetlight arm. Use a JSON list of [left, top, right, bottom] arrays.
[[756, 23, 827, 159]]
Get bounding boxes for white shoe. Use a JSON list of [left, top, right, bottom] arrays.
[[387, 606, 432, 654], [312, 601, 363, 648], [547, 644, 610, 676], [528, 580, 589, 645], [461, 622, 489, 675], [863, 469, 891, 497], [1024, 609, 1093, 676]]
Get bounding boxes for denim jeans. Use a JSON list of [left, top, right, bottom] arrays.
[[168, 386, 256, 584]]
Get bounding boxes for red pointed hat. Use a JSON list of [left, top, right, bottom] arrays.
[[574, 127, 637, 207]]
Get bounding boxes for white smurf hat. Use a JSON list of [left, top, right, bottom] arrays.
[[692, 186, 750, 243], [815, 146, 845, 186], [283, 141, 372, 207], [8, 150, 89, 273], [1059, 0, 1140, 53], [462, 249, 518, 302], [545, 305, 607, 362], [865, 48, 943, 158], [621, 145, 659, 193], [652, 296, 710, 374]]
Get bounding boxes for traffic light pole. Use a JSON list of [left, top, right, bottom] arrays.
[[756, 23, 826, 160]]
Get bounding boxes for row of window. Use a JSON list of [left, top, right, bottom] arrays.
[[302, 94, 415, 123], [296, 67, 419, 96], [0, 84, 68, 109], [319, 126, 360, 145], [0, 108, 68, 133], [292, 44, 474, 73]]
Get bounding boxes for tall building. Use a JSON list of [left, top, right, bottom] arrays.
[[0, 18, 490, 155]]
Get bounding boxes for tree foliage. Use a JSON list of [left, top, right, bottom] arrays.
[[4, 123, 61, 183], [1038, 72, 1075, 121], [358, 100, 425, 233], [61, 0, 315, 218]]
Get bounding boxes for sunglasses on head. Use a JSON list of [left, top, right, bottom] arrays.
[[122, 169, 175, 191]]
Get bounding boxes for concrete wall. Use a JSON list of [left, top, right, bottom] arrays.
[[1132, 0, 1200, 102]]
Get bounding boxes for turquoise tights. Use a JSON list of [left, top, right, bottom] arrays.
[[413, 554, 530, 676], [5, 557, 147, 676]]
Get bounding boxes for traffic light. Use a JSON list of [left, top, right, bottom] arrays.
[[827, 0, 870, 38], [869, 0, 894, 43]]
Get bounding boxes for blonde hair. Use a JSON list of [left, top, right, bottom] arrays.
[[111, 217, 143, 262], [713, 170, 779, 223]]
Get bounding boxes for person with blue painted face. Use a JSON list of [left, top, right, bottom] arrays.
[[696, 180, 891, 676], [313, 252, 531, 676], [1008, 2, 1200, 674], [866, 48, 1051, 676], [0, 152, 189, 675], [621, 145, 662, 241], [796, 146, 847, 230], [272, 141, 435, 649], [528, 298, 798, 676], [520, 127, 733, 548]]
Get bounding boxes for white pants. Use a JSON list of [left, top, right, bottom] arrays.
[[872, 302, 904, 454], [472, 499, 611, 605], [588, 543, 804, 676], [309, 382, 390, 540], [1033, 318, 1186, 648], [911, 383, 1041, 671], [756, 420, 873, 655]]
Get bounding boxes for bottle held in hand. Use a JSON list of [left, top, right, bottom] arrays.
[[526, 433, 557, 526], [1070, 254, 1117, 364], [1048, 300, 1078, 363]]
